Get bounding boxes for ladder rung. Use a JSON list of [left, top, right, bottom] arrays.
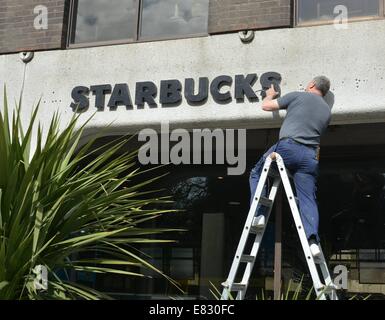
[[313, 256, 323, 264], [250, 226, 262, 234], [231, 283, 247, 291], [318, 283, 339, 294], [240, 254, 255, 263], [250, 226, 265, 234], [255, 196, 273, 208]]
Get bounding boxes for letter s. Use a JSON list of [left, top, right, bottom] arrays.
[[260, 72, 282, 99], [71, 86, 90, 112]]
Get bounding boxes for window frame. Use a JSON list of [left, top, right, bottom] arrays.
[[294, 0, 385, 27], [67, 0, 209, 49]]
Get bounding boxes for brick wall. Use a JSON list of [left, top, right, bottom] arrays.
[[0, 0, 68, 54], [208, 0, 292, 34]]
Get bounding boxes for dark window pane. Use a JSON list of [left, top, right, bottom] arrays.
[[172, 248, 193, 258], [72, 0, 137, 44], [298, 0, 380, 24], [170, 259, 194, 279], [359, 262, 385, 284], [359, 249, 377, 261], [140, 0, 209, 39]]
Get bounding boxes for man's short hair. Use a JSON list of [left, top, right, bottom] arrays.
[[313, 76, 330, 96]]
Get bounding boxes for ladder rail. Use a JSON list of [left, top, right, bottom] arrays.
[[318, 247, 339, 300], [221, 156, 273, 300], [236, 177, 281, 300], [275, 154, 337, 300]]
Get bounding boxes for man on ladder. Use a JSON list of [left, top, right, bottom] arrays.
[[221, 76, 336, 300], [250, 76, 332, 258]]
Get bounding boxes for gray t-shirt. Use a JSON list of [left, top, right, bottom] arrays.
[[277, 92, 331, 146]]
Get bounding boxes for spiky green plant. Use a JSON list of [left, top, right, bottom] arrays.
[[210, 278, 319, 300], [210, 278, 371, 300], [209, 278, 313, 301], [0, 89, 183, 299], [254, 277, 314, 300]]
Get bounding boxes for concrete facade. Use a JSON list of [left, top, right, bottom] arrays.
[[1, 19, 385, 139]]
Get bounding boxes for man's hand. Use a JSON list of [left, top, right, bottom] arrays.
[[266, 84, 278, 98], [261, 84, 280, 111]]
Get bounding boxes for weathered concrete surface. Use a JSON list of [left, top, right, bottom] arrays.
[[1, 19, 385, 138]]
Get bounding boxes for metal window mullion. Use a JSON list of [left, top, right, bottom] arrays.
[[294, 0, 299, 27], [67, 0, 78, 47], [135, 0, 142, 41]]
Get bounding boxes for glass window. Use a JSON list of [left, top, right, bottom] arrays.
[[79, 125, 385, 300], [69, 0, 209, 46], [71, 0, 138, 44], [140, 0, 209, 39], [360, 262, 385, 284], [297, 0, 381, 25], [170, 248, 194, 279]]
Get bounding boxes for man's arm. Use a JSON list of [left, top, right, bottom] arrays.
[[261, 84, 279, 111]]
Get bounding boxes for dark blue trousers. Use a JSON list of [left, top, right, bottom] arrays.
[[249, 138, 320, 242]]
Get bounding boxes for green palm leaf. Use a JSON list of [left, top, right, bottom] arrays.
[[0, 89, 184, 299]]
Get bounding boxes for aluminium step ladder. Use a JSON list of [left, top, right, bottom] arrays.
[[221, 152, 338, 300]]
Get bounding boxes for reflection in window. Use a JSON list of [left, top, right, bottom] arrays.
[[297, 0, 380, 25], [359, 249, 385, 284], [140, 247, 194, 280], [140, 0, 209, 39], [170, 248, 194, 279], [72, 0, 137, 44], [171, 177, 209, 209]]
